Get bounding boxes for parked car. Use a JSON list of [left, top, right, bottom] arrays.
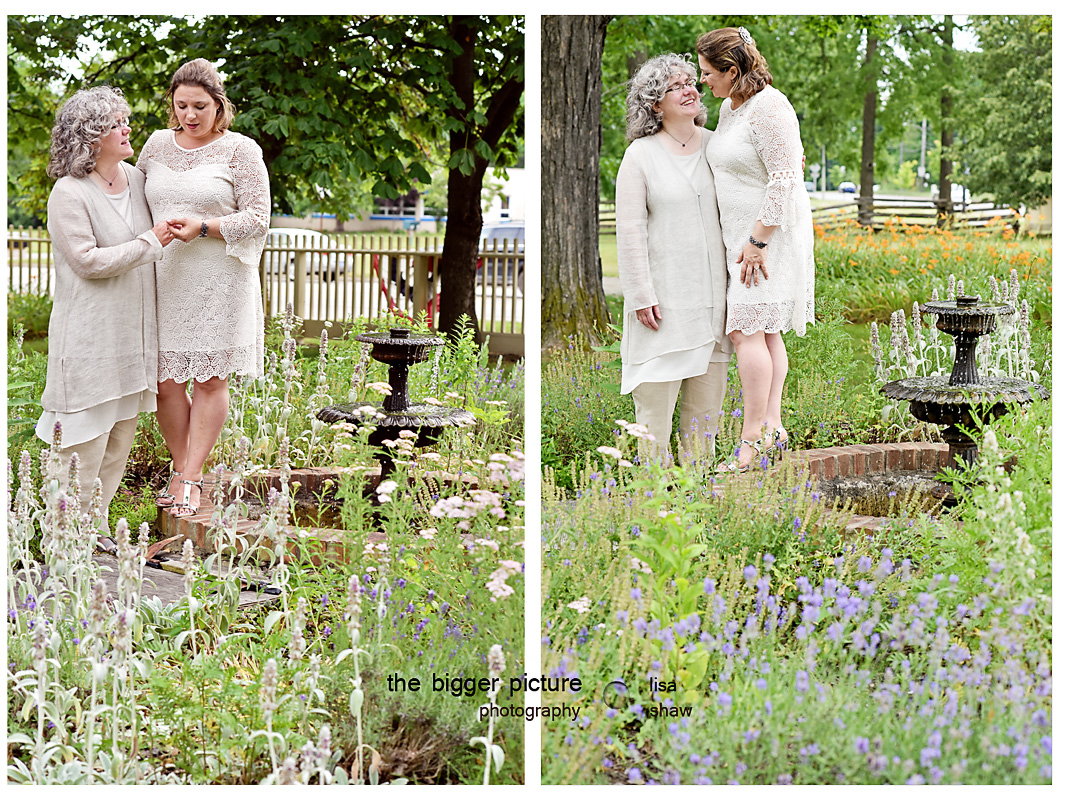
[[265, 227, 346, 278], [837, 181, 857, 193], [930, 183, 970, 204], [804, 180, 816, 193], [477, 221, 524, 287], [8, 229, 36, 249]]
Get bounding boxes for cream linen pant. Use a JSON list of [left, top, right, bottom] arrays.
[[631, 360, 729, 464], [57, 416, 139, 528]]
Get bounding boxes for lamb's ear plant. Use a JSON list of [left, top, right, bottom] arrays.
[[470, 643, 507, 784], [334, 573, 376, 784], [872, 268, 1040, 434]]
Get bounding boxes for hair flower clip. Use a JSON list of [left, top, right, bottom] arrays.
[[738, 27, 754, 45]]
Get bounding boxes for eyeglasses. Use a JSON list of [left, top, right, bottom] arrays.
[[664, 79, 698, 94]]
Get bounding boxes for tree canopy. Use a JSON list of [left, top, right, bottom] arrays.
[[957, 15, 1052, 209], [596, 15, 1051, 208], [8, 14, 524, 338], [8, 15, 523, 223]]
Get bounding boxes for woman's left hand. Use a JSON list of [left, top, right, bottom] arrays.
[[737, 241, 769, 287], [167, 217, 203, 243]]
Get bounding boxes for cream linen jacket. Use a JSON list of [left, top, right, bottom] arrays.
[[615, 129, 729, 368], [42, 162, 162, 413]]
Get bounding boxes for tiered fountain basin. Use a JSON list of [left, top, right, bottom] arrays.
[[155, 328, 494, 566], [317, 328, 476, 472], [881, 297, 1048, 468]]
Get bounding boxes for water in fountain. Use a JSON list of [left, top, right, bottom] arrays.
[[882, 295, 1048, 469]]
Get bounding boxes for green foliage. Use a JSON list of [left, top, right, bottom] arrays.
[[7, 325, 47, 455], [8, 14, 523, 338], [595, 15, 1048, 209], [8, 15, 523, 224], [8, 291, 53, 338], [540, 338, 634, 494], [937, 398, 1052, 613], [8, 367, 525, 785], [780, 295, 882, 449], [957, 16, 1052, 209], [541, 386, 1052, 784], [815, 223, 1052, 324]]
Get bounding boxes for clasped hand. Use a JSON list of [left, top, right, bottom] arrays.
[[738, 241, 770, 288], [166, 217, 204, 243], [151, 217, 202, 247]]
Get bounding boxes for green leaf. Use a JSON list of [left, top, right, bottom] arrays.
[[264, 609, 284, 635]]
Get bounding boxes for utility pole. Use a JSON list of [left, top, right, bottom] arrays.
[[821, 144, 827, 194], [919, 119, 927, 188]]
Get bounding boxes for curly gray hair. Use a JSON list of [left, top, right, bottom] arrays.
[[625, 53, 707, 143], [47, 86, 131, 179]]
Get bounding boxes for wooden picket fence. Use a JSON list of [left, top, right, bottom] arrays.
[[7, 228, 525, 354]]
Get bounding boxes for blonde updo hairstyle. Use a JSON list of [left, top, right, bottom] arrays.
[[624, 53, 708, 143], [695, 27, 773, 105], [167, 58, 235, 133], [47, 86, 131, 179]]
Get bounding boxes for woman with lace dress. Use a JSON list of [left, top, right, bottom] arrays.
[[137, 58, 270, 515], [38, 86, 176, 549], [616, 53, 731, 463], [697, 27, 815, 472]]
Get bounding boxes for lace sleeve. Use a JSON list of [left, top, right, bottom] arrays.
[[615, 145, 658, 310], [219, 135, 271, 267], [749, 90, 805, 230]]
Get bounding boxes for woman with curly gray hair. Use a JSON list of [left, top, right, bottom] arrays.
[[615, 53, 731, 464], [37, 85, 175, 551]]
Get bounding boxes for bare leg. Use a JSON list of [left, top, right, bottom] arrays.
[[764, 332, 789, 432], [727, 329, 773, 468], [156, 379, 192, 501], [170, 376, 229, 513]]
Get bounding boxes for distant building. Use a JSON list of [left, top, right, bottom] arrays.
[[272, 168, 525, 233]]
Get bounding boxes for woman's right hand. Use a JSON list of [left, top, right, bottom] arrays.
[[636, 305, 662, 330], [151, 219, 175, 247]]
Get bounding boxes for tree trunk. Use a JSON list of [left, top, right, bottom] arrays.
[[437, 16, 524, 341], [439, 159, 486, 339], [541, 14, 613, 352], [859, 28, 878, 227], [626, 49, 647, 80], [936, 16, 955, 228]]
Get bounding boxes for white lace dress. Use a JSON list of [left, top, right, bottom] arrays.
[[705, 86, 815, 336], [138, 129, 269, 382]]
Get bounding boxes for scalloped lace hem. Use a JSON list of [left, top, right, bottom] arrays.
[[726, 299, 815, 336], [158, 348, 262, 384]]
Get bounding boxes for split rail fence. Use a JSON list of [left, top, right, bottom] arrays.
[[599, 197, 1018, 234]]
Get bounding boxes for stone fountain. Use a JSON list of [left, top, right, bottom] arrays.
[[881, 295, 1048, 470], [317, 327, 476, 475]]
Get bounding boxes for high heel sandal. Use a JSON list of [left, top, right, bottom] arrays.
[[771, 427, 790, 461], [169, 478, 203, 517], [717, 437, 764, 475], [156, 468, 182, 508]]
